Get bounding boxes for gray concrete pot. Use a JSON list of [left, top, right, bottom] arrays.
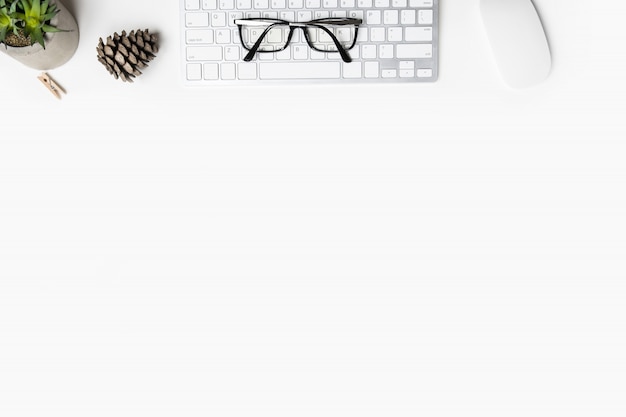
[[0, 0, 79, 70]]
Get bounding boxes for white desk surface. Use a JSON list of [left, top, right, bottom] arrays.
[[1, 0, 626, 416]]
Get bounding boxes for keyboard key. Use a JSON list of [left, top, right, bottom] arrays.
[[366, 10, 381, 25], [418, 9, 433, 25], [224, 45, 240, 60], [215, 29, 231, 43], [364, 61, 379, 78], [405, 26, 432, 41], [370, 28, 385, 41], [310, 49, 326, 60], [357, 27, 368, 42], [417, 68, 433, 78], [228, 12, 244, 25], [382, 69, 397, 78], [343, 62, 362, 78], [387, 27, 402, 42], [222, 63, 236, 79], [187, 63, 202, 80], [349, 10, 363, 19], [383, 10, 399, 24], [186, 13, 210, 27], [293, 45, 308, 59], [276, 48, 291, 60], [220, 0, 235, 9], [211, 12, 227, 26], [187, 46, 223, 60], [396, 43, 432, 59], [362, 44, 376, 59], [238, 62, 258, 79], [400, 9, 416, 24], [259, 62, 341, 79], [186, 29, 214, 44], [186, 0, 201, 10], [379, 44, 393, 59], [298, 11, 313, 20], [204, 63, 219, 79]]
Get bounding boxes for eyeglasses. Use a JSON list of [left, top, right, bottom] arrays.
[[234, 17, 362, 63]]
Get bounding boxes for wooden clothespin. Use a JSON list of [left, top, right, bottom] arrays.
[[38, 72, 65, 99]]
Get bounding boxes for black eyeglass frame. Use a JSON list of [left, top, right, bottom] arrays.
[[234, 17, 362, 63]]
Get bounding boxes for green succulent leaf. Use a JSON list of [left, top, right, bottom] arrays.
[[0, 0, 63, 46], [41, 23, 59, 32], [0, 0, 16, 43]]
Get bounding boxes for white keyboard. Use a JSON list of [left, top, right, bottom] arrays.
[[180, 0, 438, 84]]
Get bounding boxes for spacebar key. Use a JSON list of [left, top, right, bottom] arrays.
[[259, 62, 341, 80]]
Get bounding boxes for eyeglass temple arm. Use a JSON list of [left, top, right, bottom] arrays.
[[312, 24, 354, 63]]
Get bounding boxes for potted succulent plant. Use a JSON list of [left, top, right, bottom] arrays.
[[0, 0, 78, 69]]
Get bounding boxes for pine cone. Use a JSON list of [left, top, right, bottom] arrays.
[[97, 29, 158, 82]]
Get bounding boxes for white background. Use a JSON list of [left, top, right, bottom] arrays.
[[1, 0, 625, 416]]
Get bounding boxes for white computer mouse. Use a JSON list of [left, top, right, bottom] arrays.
[[480, 0, 552, 88]]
